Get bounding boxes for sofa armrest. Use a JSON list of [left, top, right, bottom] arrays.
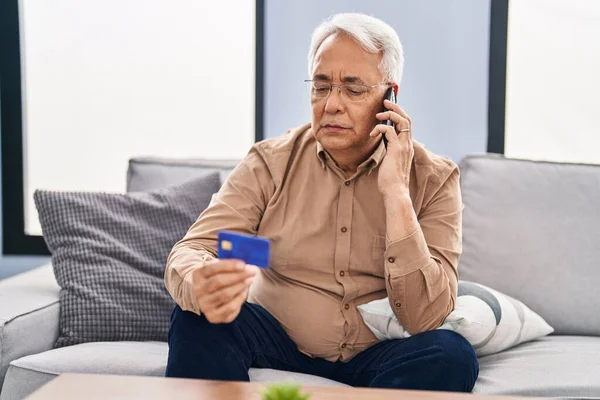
[[0, 264, 60, 389]]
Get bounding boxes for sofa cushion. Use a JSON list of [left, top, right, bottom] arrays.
[[126, 157, 239, 192], [0, 265, 60, 390], [0, 342, 346, 400], [474, 336, 600, 398], [33, 173, 221, 348], [459, 154, 600, 336], [3, 337, 599, 399]]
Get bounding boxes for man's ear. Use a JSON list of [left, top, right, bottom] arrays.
[[393, 84, 399, 97]]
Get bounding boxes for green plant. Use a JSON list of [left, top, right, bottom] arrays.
[[261, 382, 311, 400]]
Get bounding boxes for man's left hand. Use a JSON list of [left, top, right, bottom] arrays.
[[371, 99, 414, 200]]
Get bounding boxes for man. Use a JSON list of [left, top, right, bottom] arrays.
[[164, 13, 478, 392]]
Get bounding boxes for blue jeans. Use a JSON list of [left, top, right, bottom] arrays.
[[165, 303, 479, 392]]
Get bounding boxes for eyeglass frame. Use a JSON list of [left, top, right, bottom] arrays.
[[304, 79, 392, 102]]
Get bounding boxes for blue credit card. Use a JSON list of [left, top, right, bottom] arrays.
[[217, 231, 271, 269]]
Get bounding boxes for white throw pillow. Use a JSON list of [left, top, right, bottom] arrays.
[[357, 281, 554, 356]]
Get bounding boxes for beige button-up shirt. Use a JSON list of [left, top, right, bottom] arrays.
[[165, 123, 461, 362]]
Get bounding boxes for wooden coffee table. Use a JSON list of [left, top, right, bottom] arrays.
[[27, 373, 542, 399]]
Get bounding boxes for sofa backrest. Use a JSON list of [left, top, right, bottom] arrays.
[[128, 154, 600, 336], [126, 157, 239, 192], [459, 154, 600, 336]]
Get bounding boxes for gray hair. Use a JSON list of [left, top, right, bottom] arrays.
[[307, 13, 405, 85]]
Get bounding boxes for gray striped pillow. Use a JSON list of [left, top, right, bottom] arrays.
[[358, 281, 554, 356]]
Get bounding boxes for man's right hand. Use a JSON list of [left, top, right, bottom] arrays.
[[191, 259, 258, 324]]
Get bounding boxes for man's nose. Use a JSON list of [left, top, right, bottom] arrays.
[[324, 86, 344, 113]]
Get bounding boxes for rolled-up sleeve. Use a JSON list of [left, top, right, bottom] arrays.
[[164, 146, 275, 314], [385, 166, 462, 334]]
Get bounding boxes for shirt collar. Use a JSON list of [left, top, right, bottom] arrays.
[[316, 139, 386, 174], [316, 141, 328, 169]]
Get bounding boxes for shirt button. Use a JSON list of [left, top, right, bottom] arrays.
[[341, 343, 347, 349], [344, 304, 350, 310], [341, 227, 348, 233], [388, 257, 396, 263], [339, 271, 345, 277], [344, 181, 351, 186], [395, 301, 402, 307]]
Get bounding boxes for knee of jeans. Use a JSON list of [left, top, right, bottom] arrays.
[[429, 330, 479, 377], [169, 305, 237, 342]]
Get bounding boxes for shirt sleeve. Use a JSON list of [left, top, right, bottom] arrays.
[[164, 146, 275, 314], [384, 165, 462, 334]]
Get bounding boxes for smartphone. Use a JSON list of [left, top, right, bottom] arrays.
[[382, 87, 396, 148]]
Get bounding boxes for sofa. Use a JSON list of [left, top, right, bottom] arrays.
[[1, 154, 599, 399]]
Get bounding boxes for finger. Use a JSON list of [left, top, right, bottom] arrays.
[[203, 268, 257, 294], [383, 101, 412, 138], [201, 259, 245, 278], [375, 111, 410, 131], [369, 124, 400, 145], [220, 307, 242, 324], [382, 102, 413, 144], [383, 99, 412, 125], [219, 288, 250, 323], [244, 264, 261, 276], [211, 287, 249, 323], [203, 276, 253, 308]]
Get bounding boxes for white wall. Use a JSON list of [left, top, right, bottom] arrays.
[[21, 0, 256, 235], [264, 0, 491, 165], [504, 0, 600, 164]]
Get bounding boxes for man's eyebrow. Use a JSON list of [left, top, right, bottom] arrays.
[[341, 76, 365, 84], [313, 73, 331, 81], [312, 74, 365, 84]]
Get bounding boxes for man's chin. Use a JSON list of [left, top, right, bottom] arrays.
[[318, 136, 354, 152], [316, 129, 354, 148]]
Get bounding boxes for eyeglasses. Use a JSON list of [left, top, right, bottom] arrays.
[[304, 80, 390, 102]]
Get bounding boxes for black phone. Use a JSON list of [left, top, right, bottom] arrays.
[[382, 87, 396, 148]]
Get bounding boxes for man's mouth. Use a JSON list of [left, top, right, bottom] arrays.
[[322, 124, 349, 131]]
